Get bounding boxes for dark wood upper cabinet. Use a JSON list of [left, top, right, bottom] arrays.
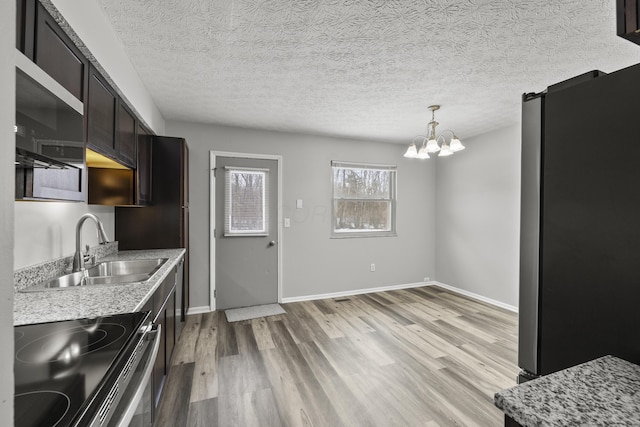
[[15, 0, 163, 206], [117, 102, 137, 168], [88, 67, 142, 170], [137, 124, 153, 205], [87, 66, 117, 157], [16, 0, 23, 50], [617, 0, 640, 45], [16, 0, 35, 58], [34, 2, 87, 102]]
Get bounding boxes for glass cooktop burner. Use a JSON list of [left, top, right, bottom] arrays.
[[14, 312, 148, 427], [16, 322, 127, 364], [15, 391, 70, 427]]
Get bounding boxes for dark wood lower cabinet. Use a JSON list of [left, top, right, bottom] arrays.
[[149, 266, 180, 416], [505, 415, 523, 427]]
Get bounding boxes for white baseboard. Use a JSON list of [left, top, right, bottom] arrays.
[[190, 282, 517, 314], [186, 305, 213, 315], [281, 281, 430, 304], [431, 281, 518, 313]]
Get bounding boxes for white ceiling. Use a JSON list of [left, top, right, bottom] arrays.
[[97, 0, 640, 143]]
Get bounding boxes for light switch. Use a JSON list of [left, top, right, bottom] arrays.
[[284, 218, 291, 228], [296, 199, 303, 209]]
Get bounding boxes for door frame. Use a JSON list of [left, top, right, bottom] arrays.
[[209, 151, 283, 311]]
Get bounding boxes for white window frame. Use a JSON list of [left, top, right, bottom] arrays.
[[330, 161, 397, 238], [224, 167, 269, 236]]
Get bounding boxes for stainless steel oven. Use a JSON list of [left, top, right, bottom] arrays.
[[14, 312, 161, 427], [94, 324, 160, 427]]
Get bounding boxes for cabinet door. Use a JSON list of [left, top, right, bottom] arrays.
[[34, 3, 86, 101], [117, 102, 137, 168], [87, 67, 117, 156], [136, 124, 152, 205], [618, 0, 640, 45], [16, 0, 35, 55]]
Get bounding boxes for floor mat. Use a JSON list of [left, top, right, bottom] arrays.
[[225, 303, 286, 322]]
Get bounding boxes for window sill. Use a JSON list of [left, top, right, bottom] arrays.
[[330, 232, 397, 239]]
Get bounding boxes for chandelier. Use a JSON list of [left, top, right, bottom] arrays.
[[404, 105, 465, 159]]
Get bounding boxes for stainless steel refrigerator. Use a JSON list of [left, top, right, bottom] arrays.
[[115, 136, 189, 324], [519, 63, 640, 382]]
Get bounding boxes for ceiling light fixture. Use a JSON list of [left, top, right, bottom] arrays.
[[404, 105, 465, 159]]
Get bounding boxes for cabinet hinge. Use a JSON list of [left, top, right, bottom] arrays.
[[214, 289, 217, 298], [213, 228, 216, 238], [212, 167, 217, 178]]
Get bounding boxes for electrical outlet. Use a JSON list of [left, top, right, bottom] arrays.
[[370, 263, 376, 272], [424, 277, 430, 282]]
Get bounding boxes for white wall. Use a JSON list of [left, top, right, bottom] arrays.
[[14, 204, 115, 269], [0, 0, 15, 422], [167, 121, 436, 309], [435, 125, 521, 308]]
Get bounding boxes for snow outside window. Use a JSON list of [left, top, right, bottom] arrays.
[[331, 161, 397, 238], [224, 167, 269, 236]]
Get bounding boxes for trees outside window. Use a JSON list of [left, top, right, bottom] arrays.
[[331, 161, 397, 237]]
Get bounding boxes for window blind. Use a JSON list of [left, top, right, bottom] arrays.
[[224, 167, 269, 236]]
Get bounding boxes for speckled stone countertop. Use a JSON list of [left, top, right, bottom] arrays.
[[494, 355, 640, 426], [14, 248, 185, 326]]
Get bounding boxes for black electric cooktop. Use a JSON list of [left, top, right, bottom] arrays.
[[14, 312, 148, 427]]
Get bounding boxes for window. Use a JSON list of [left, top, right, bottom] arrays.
[[331, 161, 397, 237], [224, 167, 269, 236]]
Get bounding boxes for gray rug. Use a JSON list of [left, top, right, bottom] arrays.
[[225, 303, 286, 322]]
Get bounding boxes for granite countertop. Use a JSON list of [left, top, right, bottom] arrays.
[[494, 355, 640, 426], [14, 247, 185, 326]]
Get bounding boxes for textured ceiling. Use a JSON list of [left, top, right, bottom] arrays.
[[97, 0, 640, 143]]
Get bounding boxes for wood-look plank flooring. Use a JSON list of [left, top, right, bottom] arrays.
[[156, 286, 518, 426]]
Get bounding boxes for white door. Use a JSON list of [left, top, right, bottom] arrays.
[[213, 156, 279, 310]]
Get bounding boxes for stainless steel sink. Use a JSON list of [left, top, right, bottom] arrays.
[[21, 258, 168, 292], [86, 258, 168, 277]]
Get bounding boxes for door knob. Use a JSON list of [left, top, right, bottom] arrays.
[[268, 240, 276, 247]]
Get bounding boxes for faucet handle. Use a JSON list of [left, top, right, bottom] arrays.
[[83, 253, 96, 267]]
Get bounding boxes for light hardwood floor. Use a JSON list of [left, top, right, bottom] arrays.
[[156, 286, 518, 427]]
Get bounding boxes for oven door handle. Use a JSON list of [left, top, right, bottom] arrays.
[[115, 324, 161, 427]]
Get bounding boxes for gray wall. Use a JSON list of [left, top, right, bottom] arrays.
[[167, 121, 437, 309], [1, 1, 15, 422], [435, 125, 521, 308]]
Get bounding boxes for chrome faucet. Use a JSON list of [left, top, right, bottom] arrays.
[[72, 214, 110, 272]]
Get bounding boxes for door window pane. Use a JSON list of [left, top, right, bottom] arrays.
[[224, 168, 268, 235]]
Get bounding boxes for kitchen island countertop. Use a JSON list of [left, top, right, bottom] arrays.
[[14, 248, 185, 325], [494, 355, 640, 426]]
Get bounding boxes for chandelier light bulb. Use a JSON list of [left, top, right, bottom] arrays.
[[439, 142, 453, 157], [417, 145, 430, 159], [404, 143, 418, 158], [425, 138, 440, 153], [450, 136, 465, 152]]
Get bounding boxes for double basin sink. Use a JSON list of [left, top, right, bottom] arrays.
[[22, 258, 168, 292]]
